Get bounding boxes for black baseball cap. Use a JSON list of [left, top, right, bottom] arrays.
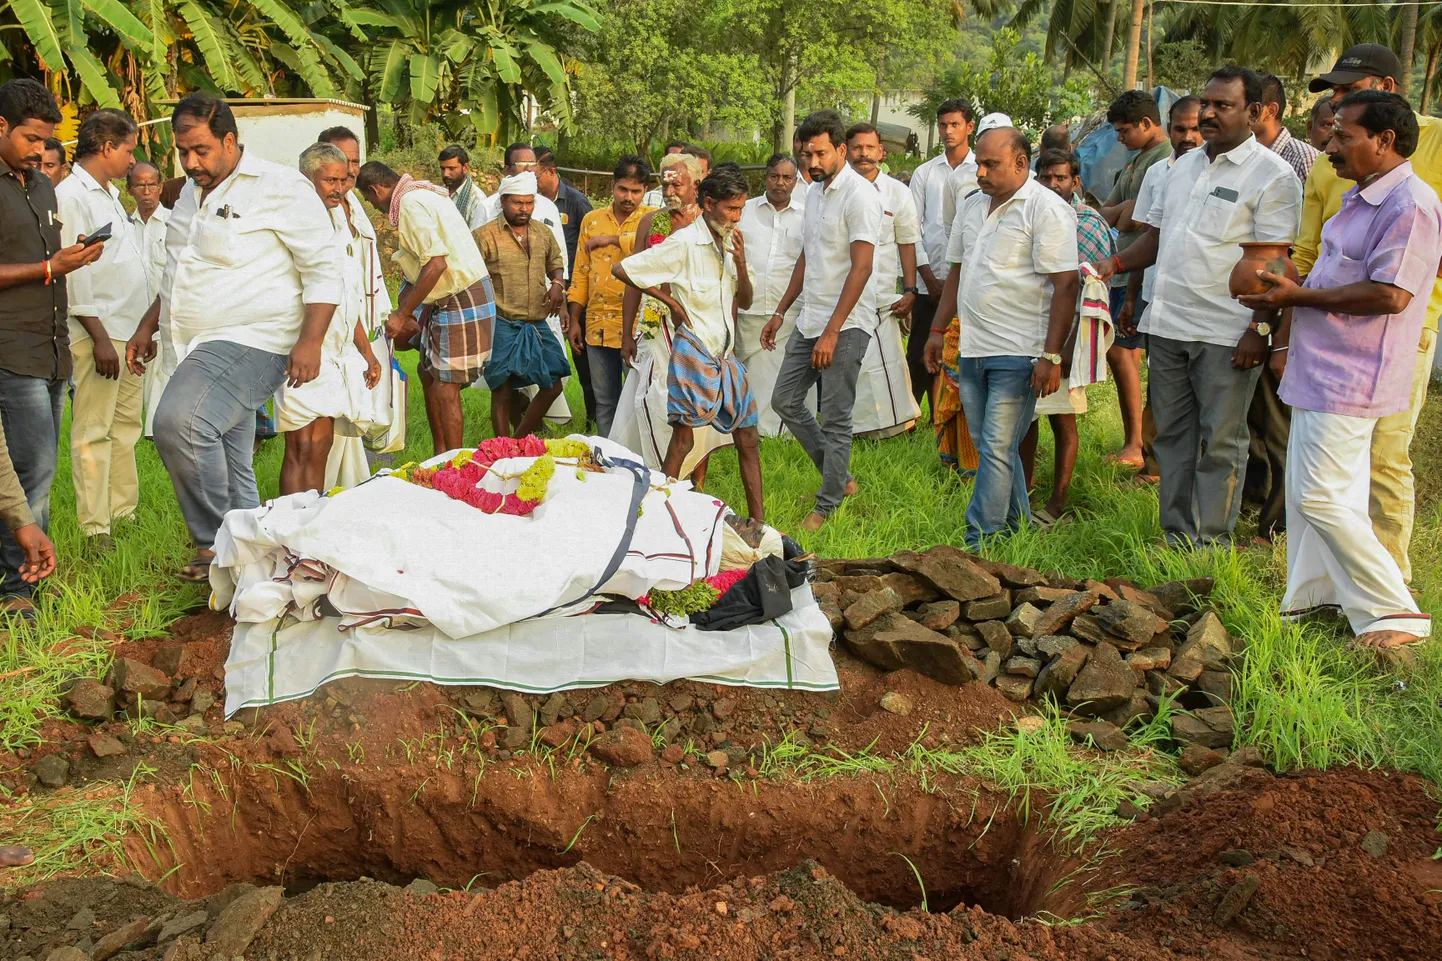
[[1309, 43, 1403, 93]]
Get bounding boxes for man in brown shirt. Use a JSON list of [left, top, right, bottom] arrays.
[[0, 79, 102, 613], [476, 172, 569, 438]]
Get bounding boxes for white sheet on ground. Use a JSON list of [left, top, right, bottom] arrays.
[[222, 584, 837, 715]]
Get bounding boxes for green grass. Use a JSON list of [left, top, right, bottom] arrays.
[[2, 350, 1439, 866]]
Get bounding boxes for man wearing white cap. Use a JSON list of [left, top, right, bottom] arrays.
[[475, 172, 569, 438]]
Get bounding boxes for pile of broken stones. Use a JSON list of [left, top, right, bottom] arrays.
[[813, 546, 1238, 754]]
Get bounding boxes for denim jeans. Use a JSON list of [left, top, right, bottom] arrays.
[[955, 355, 1038, 548], [589, 344, 624, 438], [770, 327, 871, 516], [153, 341, 289, 550], [0, 370, 65, 598]]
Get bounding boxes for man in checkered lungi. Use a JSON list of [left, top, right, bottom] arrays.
[[358, 161, 495, 455]]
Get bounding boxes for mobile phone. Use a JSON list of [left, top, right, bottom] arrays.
[[81, 223, 113, 247]]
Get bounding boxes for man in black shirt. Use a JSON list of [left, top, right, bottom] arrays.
[[535, 146, 596, 426], [0, 79, 104, 614]]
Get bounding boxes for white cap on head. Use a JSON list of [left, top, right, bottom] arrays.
[[976, 113, 1015, 137], [498, 172, 538, 196]]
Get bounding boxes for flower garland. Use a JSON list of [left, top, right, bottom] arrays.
[[392, 436, 592, 517], [637, 210, 677, 343]]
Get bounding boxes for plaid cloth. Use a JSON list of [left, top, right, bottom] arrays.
[[1071, 265, 1115, 386], [1269, 127, 1320, 185], [1073, 196, 1115, 266], [402, 277, 496, 384], [666, 325, 759, 432]]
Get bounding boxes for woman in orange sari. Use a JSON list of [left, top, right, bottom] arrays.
[[933, 318, 978, 476]]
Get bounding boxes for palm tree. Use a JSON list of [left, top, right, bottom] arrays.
[[1161, 0, 1391, 83]]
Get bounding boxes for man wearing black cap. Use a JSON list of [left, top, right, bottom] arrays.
[[1288, 43, 1442, 585]]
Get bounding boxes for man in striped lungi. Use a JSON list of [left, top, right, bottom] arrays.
[[612, 167, 765, 521]]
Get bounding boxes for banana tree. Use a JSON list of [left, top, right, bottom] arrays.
[[350, 0, 599, 141], [0, 0, 360, 120]]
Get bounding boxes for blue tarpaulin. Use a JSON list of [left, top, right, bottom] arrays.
[[1075, 86, 1183, 201]]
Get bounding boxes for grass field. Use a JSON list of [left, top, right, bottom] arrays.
[[3, 353, 1439, 798]]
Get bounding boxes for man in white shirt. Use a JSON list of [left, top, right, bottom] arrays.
[[928, 127, 1080, 549], [1093, 66, 1301, 547], [56, 109, 150, 553], [125, 94, 341, 580], [127, 161, 172, 438], [358, 160, 493, 456], [846, 122, 923, 438], [736, 153, 804, 435], [615, 167, 765, 520], [439, 144, 488, 230], [908, 97, 976, 412], [764, 110, 882, 531]]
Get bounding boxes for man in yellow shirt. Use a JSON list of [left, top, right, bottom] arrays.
[[566, 155, 653, 437], [1291, 43, 1441, 582]]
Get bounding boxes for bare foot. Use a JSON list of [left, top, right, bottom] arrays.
[[0, 845, 34, 868], [843, 479, 859, 498], [1106, 445, 1145, 470], [1352, 630, 1424, 651], [800, 512, 826, 532], [1135, 473, 1159, 485]]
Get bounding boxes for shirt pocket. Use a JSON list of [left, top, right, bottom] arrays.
[[189, 212, 240, 267], [982, 219, 1028, 274], [1194, 190, 1241, 242]]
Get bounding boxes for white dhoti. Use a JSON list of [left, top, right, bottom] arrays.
[[1282, 407, 1430, 640], [736, 310, 794, 437], [851, 313, 919, 438], [1032, 383, 1088, 418], [609, 303, 729, 476]]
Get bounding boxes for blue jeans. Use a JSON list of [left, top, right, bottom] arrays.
[[0, 370, 65, 598], [955, 355, 1038, 548], [589, 344, 624, 438], [153, 341, 289, 550]]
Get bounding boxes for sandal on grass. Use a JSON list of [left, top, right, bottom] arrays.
[[1032, 507, 1069, 531], [178, 550, 215, 582]]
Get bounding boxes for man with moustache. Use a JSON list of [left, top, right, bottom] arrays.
[[126, 93, 341, 580], [845, 122, 923, 439], [736, 152, 804, 435], [615, 167, 765, 520], [567, 154, 654, 436], [615, 151, 730, 480], [765, 109, 881, 532], [0, 79, 103, 613], [439, 144, 488, 230], [1092, 67, 1301, 548], [476, 172, 569, 439], [1290, 43, 1442, 585], [275, 143, 383, 495], [56, 109, 149, 554], [1240, 91, 1438, 658], [39, 137, 67, 186]]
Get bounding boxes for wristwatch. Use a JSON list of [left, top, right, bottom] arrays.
[[903, 286, 919, 294], [1039, 351, 1063, 365], [1250, 320, 1273, 337]]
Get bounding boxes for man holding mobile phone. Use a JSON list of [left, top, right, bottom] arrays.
[[56, 108, 149, 555], [0, 79, 103, 617]]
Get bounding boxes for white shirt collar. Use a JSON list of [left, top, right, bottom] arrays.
[[1208, 134, 1261, 166], [70, 161, 117, 197]]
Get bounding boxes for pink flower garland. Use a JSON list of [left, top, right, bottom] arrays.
[[409, 435, 554, 516]]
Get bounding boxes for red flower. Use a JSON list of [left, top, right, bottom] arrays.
[[648, 233, 666, 248]]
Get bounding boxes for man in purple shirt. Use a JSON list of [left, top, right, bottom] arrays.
[[1241, 91, 1438, 658]]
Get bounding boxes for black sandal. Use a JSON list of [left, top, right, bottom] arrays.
[[178, 551, 215, 582]]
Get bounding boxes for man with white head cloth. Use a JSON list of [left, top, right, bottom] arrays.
[[275, 142, 385, 495], [475, 171, 570, 437]]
